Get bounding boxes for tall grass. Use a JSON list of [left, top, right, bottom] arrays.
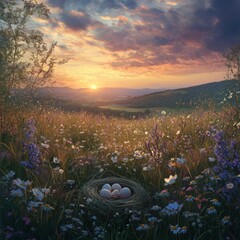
[[0, 106, 240, 239]]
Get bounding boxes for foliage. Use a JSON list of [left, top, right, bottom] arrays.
[[0, 0, 66, 137], [224, 43, 240, 81]]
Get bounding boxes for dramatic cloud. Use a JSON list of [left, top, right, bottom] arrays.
[[43, 0, 240, 88], [48, 0, 138, 12], [60, 11, 99, 31]]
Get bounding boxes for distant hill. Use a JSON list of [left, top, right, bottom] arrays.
[[117, 80, 240, 108], [36, 87, 165, 102]]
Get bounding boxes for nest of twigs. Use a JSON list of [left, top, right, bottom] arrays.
[[82, 176, 149, 214]]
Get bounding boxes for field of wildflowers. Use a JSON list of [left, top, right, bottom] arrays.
[[0, 106, 240, 240]]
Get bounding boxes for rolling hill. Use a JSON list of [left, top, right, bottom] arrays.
[[117, 80, 240, 108], [35, 87, 164, 102]]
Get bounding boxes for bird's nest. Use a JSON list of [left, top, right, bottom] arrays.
[[82, 176, 149, 214]]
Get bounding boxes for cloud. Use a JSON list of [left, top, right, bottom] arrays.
[[94, 0, 240, 69], [46, 0, 240, 71], [205, 0, 240, 51], [47, 0, 138, 12], [121, 0, 138, 10], [47, 0, 66, 8], [60, 11, 97, 31]]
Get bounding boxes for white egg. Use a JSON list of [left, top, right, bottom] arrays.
[[100, 189, 112, 199], [111, 189, 120, 198], [112, 183, 122, 191], [120, 187, 131, 199], [101, 183, 112, 191]]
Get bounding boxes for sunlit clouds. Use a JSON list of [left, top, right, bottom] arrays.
[[36, 0, 240, 88]]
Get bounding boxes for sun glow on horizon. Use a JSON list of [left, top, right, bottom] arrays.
[[90, 85, 97, 90]]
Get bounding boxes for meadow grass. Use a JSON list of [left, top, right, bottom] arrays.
[[0, 106, 240, 239]]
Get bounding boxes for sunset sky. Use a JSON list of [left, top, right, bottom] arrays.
[[37, 0, 240, 89]]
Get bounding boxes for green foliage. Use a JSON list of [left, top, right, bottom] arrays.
[[0, 0, 67, 102], [224, 43, 240, 81]]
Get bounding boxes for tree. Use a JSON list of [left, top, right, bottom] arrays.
[[0, 0, 66, 130], [224, 43, 240, 109], [0, 0, 66, 101], [224, 43, 240, 80]]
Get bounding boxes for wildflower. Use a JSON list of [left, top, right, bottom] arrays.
[[155, 189, 170, 198], [162, 202, 183, 216], [13, 178, 31, 190], [27, 201, 43, 211], [208, 157, 216, 162], [169, 225, 181, 234], [134, 150, 144, 160], [210, 199, 221, 206], [181, 226, 187, 234], [164, 174, 177, 186], [195, 175, 203, 180], [226, 183, 234, 189], [2, 171, 15, 181], [199, 148, 206, 154], [66, 180, 75, 185], [176, 157, 186, 164], [168, 161, 176, 169], [130, 214, 140, 221], [136, 224, 149, 231], [111, 156, 118, 163], [190, 180, 197, 186], [53, 157, 61, 164], [207, 206, 217, 215], [41, 143, 49, 149], [161, 111, 166, 115], [151, 205, 161, 211], [143, 165, 153, 171], [185, 195, 195, 202], [32, 188, 44, 201], [11, 189, 24, 198], [183, 176, 190, 181], [21, 119, 42, 172], [42, 204, 54, 212], [23, 216, 31, 225], [221, 216, 230, 225], [183, 211, 199, 219], [148, 216, 157, 223], [65, 209, 73, 215], [86, 198, 93, 204], [176, 130, 180, 135], [98, 145, 106, 150], [60, 224, 74, 232]]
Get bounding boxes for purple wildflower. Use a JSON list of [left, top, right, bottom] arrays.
[[210, 129, 240, 202], [21, 119, 41, 173]]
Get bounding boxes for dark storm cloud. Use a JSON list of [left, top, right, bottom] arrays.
[[47, 0, 66, 8], [47, 0, 138, 11], [60, 11, 95, 31], [121, 0, 138, 10], [152, 36, 170, 46], [205, 0, 240, 51]]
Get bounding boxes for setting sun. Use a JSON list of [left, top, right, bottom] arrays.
[[90, 85, 97, 90]]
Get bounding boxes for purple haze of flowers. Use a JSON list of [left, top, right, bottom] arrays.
[[212, 129, 240, 175], [21, 119, 41, 173], [211, 128, 240, 201]]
